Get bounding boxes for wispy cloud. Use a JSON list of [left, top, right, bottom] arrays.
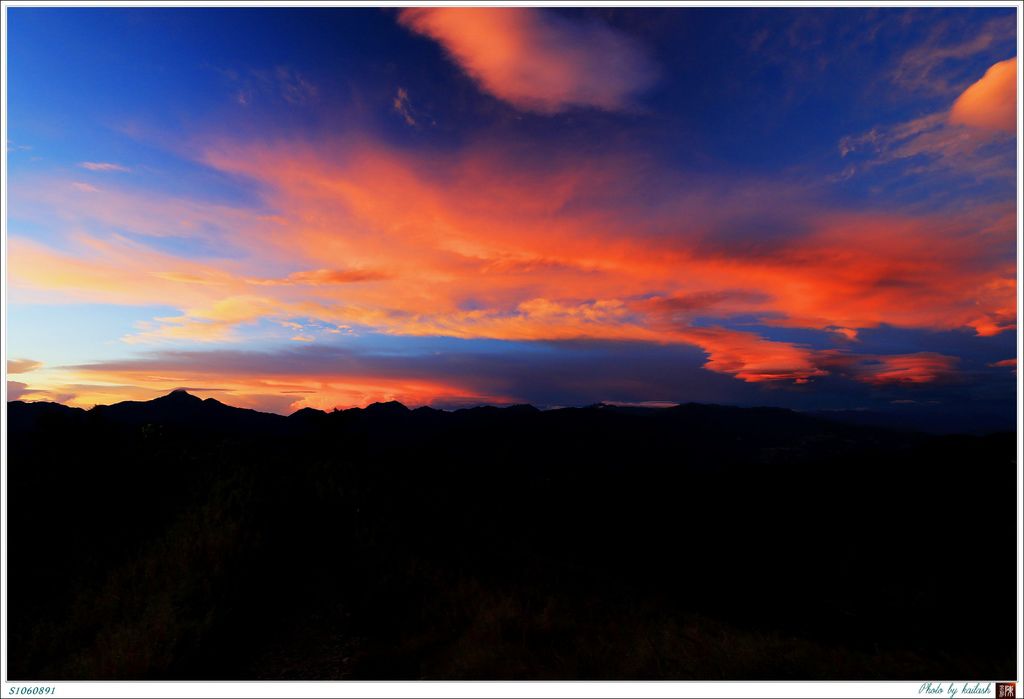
[[271, 66, 318, 105], [888, 14, 1015, 97], [837, 113, 1012, 183], [219, 65, 319, 107], [78, 161, 131, 172], [393, 86, 417, 126], [247, 268, 390, 286], [837, 57, 1016, 187], [391, 86, 434, 128]]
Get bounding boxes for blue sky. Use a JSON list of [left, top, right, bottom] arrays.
[[5, 7, 1018, 421]]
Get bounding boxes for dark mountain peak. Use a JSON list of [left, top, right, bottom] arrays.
[[503, 404, 540, 413], [7, 400, 87, 433], [155, 389, 203, 404], [73, 388, 287, 434], [289, 406, 327, 421], [364, 400, 410, 414]]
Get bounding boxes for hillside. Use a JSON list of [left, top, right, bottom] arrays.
[[6, 391, 1017, 679]]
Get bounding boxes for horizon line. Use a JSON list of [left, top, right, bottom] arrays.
[[8, 388, 829, 418]]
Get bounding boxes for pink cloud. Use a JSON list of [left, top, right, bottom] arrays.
[[8, 380, 30, 400], [8, 358, 43, 374], [398, 8, 658, 113]]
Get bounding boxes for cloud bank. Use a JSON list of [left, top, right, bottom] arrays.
[[8, 129, 1015, 411]]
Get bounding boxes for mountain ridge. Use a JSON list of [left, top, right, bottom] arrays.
[[7, 389, 1012, 436], [5, 389, 840, 430]]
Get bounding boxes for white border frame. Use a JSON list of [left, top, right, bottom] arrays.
[[1, 2, 1021, 697]]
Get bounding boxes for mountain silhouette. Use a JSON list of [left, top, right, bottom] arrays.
[[7, 390, 1011, 438], [6, 389, 1016, 680], [87, 389, 286, 432], [361, 399, 411, 416]]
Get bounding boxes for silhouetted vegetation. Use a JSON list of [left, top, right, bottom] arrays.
[[7, 391, 1016, 679]]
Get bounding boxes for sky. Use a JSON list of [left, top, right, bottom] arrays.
[[4, 6, 1020, 421]]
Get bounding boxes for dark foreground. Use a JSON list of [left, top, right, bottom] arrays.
[[7, 391, 1017, 679]]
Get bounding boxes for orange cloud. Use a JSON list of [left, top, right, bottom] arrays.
[[679, 327, 826, 384], [9, 133, 1016, 389], [128, 296, 286, 343], [247, 268, 389, 286], [950, 57, 1017, 134], [208, 138, 1015, 342], [398, 8, 658, 113]]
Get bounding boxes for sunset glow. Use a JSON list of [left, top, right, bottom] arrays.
[[5, 7, 1018, 416]]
